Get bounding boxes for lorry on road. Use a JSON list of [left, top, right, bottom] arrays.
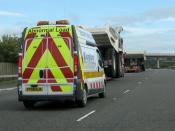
[[124, 52, 146, 72], [87, 27, 125, 78], [18, 20, 106, 108]]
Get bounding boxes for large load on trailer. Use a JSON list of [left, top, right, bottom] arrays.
[[87, 26, 125, 78], [124, 52, 146, 72]]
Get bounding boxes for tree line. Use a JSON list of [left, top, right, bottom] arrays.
[[0, 35, 20, 63]]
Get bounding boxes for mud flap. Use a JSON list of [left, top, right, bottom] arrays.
[[74, 79, 84, 101]]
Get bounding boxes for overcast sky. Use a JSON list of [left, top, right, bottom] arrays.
[[0, 0, 175, 53]]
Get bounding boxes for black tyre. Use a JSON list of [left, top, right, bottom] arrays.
[[120, 65, 125, 77], [112, 48, 117, 78], [112, 48, 122, 78], [116, 53, 124, 78], [77, 88, 87, 107], [23, 101, 35, 109], [103, 48, 112, 77]]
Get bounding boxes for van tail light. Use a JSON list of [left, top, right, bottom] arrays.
[[74, 53, 79, 76], [18, 53, 22, 77]]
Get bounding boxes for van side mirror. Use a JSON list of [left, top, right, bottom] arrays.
[[98, 59, 103, 68]]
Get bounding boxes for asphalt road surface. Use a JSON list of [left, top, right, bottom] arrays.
[[0, 69, 175, 131]]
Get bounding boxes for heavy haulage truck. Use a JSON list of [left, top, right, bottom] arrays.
[[87, 27, 125, 78], [124, 52, 146, 72]]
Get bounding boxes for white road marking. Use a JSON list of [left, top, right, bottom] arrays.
[[0, 87, 17, 92], [123, 90, 130, 94], [77, 110, 96, 122], [138, 81, 142, 84], [113, 98, 117, 101]]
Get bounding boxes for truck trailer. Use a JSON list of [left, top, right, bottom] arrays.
[[87, 27, 125, 78]]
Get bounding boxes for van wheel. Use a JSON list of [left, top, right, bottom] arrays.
[[23, 101, 35, 109], [77, 88, 87, 107], [99, 82, 106, 98]]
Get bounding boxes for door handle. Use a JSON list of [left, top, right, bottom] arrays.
[[39, 70, 44, 78]]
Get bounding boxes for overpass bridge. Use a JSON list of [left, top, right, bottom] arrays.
[[146, 53, 175, 69]]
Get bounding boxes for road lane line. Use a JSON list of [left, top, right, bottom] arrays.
[[113, 98, 117, 101], [138, 81, 142, 84], [0, 87, 17, 92], [77, 110, 96, 122], [123, 89, 130, 94]]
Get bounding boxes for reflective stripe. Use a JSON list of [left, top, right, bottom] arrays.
[[51, 86, 62, 92], [84, 71, 104, 78], [50, 85, 72, 92], [47, 36, 73, 78], [23, 33, 36, 56], [47, 51, 67, 83], [88, 80, 105, 89], [49, 32, 73, 72], [22, 39, 47, 83], [23, 30, 47, 70], [22, 26, 74, 94], [60, 85, 72, 92], [28, 49, 71, 84], [28, 51, 47, 84]]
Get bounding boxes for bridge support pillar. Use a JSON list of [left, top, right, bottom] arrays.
[[156, 57, 160, 69]]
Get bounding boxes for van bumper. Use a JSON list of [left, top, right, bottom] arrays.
[[18, 94, 75, 101], [18, 78, 81, 102]]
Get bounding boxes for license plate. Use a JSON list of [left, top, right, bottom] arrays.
[[26, 87, 43, 92]]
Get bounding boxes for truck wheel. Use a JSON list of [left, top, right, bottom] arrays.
[[104, 48, 113, 77], [112, 48, 117, 78], [99, 82, 106, 98], [121, 66, 125, 77], [112, 49, 122, 78], [116, 53, 122, 78], [77, 88, 87, 107], [23, 101, 35, 109]]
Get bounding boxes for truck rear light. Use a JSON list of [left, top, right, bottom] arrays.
[[18, 53, 22, 77], [74, 53, 78, 76]]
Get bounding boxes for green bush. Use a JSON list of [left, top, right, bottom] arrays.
[[0, 35, 20, 63]]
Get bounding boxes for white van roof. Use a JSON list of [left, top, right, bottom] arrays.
[[76, 27, 96, 46]]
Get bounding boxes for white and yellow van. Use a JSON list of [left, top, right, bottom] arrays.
[[18, 20, 106, 108]]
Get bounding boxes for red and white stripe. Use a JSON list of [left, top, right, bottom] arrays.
[[89, 81, 104, 89]]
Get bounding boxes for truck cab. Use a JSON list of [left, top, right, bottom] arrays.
[[124, 52, 146, 72]]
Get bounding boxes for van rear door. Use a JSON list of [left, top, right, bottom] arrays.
[[22, 26, 74, 96], [47, 28, 74, 95], [22, 27, 48, 95]]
